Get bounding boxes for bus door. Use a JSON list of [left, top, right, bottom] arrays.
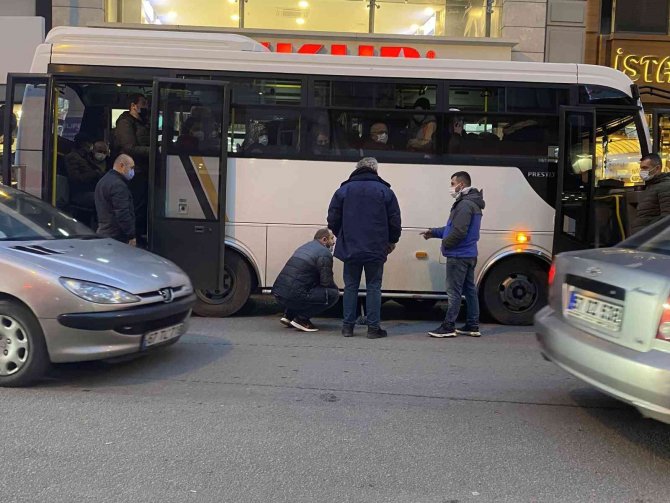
[[652, 109, 670, 171], [553, 107, 597, 254], [2, 74, 56, 200], [149, 78, 229, 291]]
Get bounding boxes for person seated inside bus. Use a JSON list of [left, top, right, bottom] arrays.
[[406, 98, 437, 152], [242, 122, 268, 156], [446, 116, 465, 153], [311, 128, 331, 155], [360, 122, 393, 152], [65, 134, 109, 209], [176, 121, 205, 151]]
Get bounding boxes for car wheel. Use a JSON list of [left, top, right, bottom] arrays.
[[480, 257, 548, 326], [193, 251, 253, 317], [396, 299, 438, 311], [0, 300, 50, 387]]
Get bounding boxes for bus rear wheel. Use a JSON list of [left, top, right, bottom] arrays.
[[194, 251, 253, 317], [480, 257, 548, 326]]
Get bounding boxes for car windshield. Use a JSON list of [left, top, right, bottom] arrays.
[[0, 187, 98, 241]]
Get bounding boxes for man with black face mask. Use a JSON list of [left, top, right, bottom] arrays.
[[114, 93, 150, 245]]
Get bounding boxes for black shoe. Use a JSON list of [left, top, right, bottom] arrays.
[[456, 324, 481, 337], [342, 324, 354, 337], [428, 323, 457, 338], [366, 326, 387, 339], [279, 312, 293, 328], [290, 317, 318, 332]]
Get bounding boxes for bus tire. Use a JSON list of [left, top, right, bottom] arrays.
[[0, 300, 50, 387], [193, 251, 253, 317], [397, 299, 438, 311], [479, 256, 548, 326]]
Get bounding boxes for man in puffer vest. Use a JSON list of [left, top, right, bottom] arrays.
[[421, 171, 485, 338]]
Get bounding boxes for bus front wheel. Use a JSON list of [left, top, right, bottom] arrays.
[[194, 252, 253, 317], [479, 257, 548, 326]]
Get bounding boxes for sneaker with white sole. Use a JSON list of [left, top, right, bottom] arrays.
[[290, 317, 319, 332], [279, 312, 293, 327], [456, 325, 481, 337], [428, 323, 457, 338]]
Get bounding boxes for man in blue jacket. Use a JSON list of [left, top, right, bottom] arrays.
[[328, 157, 402, 339], [421, 171, 485, 338]]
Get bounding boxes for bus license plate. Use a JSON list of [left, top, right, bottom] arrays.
[[143, 323, 184, 348], [566, 291, 623, 332]]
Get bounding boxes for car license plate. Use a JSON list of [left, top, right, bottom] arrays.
[[566, 289, 623, 332], [143, 323, 184, 348]]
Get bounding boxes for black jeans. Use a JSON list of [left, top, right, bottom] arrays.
[[276, 286, 339, 320]]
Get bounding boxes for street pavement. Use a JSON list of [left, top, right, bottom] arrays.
[[2, 298, 670, 503]]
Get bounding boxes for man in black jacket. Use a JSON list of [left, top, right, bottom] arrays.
[[632, 153, 670, 234], [114, 94, 150, 243], [272, 229, 339, 332], [327, 157, 402, 339], [94, 154, 136, 246]]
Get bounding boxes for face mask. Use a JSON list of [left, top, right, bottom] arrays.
[[94, 152, 107, 162], [125, 168, 135, 181], [258, 135, 268, 146], [640, 170, 651, 181], [374, 132, 388, 144], [449, 185, 461, 199], [193, 131, 205, 142]]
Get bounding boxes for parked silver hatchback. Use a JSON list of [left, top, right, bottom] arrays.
[[0, 186, 195, 386], [535, 216, 670, 423]]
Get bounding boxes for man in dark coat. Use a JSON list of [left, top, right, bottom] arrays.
[[114, 93, 150, 243], [65, 137, 109, 208], [272, 228, 339, 332], [422, 171, 485, 338], [327, 157, 402, 339], [94, 154, 136, 246], [632, 153, 670, 234]]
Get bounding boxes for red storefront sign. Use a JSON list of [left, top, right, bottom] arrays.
[[260, 42, 436, 59]]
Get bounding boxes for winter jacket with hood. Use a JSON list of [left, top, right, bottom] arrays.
[[327, 167, 402, 264], [631, 172, 670, 234], [431, 188, 485, 258]]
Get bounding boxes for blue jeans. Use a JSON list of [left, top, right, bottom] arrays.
[[444, 257, 479, 328], [343, 262, 384, 329]]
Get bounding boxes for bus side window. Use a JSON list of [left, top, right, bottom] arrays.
[[229, 107, 301, 157]]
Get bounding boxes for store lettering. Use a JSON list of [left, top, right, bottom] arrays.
[[260, 42, 436, 59], [613, 47, 670, 84]]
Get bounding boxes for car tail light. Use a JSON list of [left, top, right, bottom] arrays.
[[548, 261, 556, 287], [656, 298, 670, 341]]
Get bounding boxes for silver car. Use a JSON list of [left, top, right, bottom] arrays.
[[535, 216, 670, 423], [0, 186, 195, 387]]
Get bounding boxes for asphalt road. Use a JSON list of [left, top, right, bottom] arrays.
[[2, 298, 670, 503]]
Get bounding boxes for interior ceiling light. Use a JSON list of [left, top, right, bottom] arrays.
[[298, 0, 309, 8], [231, 14, 240, 21], [296, 17, 306, 25]]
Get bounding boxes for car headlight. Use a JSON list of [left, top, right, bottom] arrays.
[[59, 278, 141, 304]]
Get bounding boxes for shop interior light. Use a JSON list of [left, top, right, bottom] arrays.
[[166, 11, 177, 22], [298, 0, 309, 8], [231, 14, 240, 21], [227, 0, 237, 3], [296, 18, 306, 25], [424, 7, 435, 15]]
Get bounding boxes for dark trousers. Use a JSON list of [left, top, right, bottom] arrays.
[[277, 286, 339, 320], [342, 261, 384, 328], [444, 257, 480, 328]]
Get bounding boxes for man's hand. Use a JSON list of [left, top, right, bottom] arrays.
[[128, 238, 137, 247], [420, 230, 433, 240], [386, 243, 396, 255]]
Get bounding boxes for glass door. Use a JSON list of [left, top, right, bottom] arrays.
[[553, 107, 596, 254], [149, 78, 229, 291]]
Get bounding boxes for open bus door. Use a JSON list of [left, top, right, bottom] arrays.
[[652, 108, 670, 171], [553, 107, 598, 255], [148, 78, 229, 292], [2, 74, 56, 201]]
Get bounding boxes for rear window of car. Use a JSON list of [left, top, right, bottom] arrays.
[[635, 225, 670, 256]]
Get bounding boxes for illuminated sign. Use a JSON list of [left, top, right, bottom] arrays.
[[613, 47, 670, 84], [260, 42, 437, 59]]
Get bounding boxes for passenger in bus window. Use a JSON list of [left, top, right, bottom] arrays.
[[446, 116, 465, 153], [311, 129, 331, 155], [327, 157, 402, 339], [272, 229, 339, 333], [406, 98, 437, 152], [65, 134, 109, 209], [242, 122, 268, 156], [360, 122, 393, 152], [114, 93, 150, 244]]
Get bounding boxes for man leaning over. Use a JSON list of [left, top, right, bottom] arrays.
[[421, 171, 485, 338]]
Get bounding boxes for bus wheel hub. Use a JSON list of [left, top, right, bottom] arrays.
[[499, 274, 536, 312]]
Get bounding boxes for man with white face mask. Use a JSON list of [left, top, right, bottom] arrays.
[[361, 122, 393, 152], [631, 153, 670, 234], [421, 171, 485, 338]]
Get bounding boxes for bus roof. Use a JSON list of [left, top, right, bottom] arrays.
[[39, 26, 634, 97]]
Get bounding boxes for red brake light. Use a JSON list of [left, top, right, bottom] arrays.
[[548, 262, 556, 287], [656, 299, 670, 341]]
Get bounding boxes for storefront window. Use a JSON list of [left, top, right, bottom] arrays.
[[110, 0, 502, 37], [244, 0, 369, 33]]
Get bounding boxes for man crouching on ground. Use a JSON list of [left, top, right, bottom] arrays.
[[272, 228, 339, 332]]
